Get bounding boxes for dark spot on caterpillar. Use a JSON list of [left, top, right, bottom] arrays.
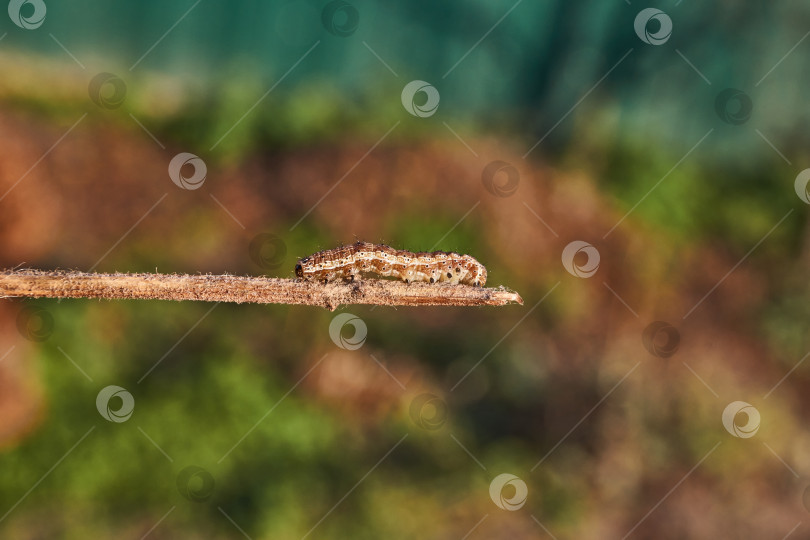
[[455, 267, 461, 273], [447, 272, 452, 278], [295, 264, 303, 278], [430, 277, 435, 283]]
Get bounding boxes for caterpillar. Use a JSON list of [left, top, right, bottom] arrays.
[[295, 242, 488, 286]]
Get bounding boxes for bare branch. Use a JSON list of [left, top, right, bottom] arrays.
[[0, 269, 523, 311]]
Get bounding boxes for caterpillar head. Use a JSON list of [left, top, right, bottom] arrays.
[[461, 255, 487, 287], [476, 265, 488, 287]]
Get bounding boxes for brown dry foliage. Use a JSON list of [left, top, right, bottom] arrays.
[[0, 106, 807, 538]]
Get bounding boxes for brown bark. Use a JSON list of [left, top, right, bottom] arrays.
[[0, 269, 523, 311]]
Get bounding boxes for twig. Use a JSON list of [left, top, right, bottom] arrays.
[[0, 269, 523, 311]]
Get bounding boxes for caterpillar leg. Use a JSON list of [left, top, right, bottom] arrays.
[[401, 266, 417, 283]]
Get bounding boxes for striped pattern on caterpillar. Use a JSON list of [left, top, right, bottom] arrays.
[[295, 242, 487, 286]]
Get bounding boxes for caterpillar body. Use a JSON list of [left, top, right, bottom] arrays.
[[295, 242, 488, 286]]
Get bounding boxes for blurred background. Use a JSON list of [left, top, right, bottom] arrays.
[[1, 0, 810, 538]]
